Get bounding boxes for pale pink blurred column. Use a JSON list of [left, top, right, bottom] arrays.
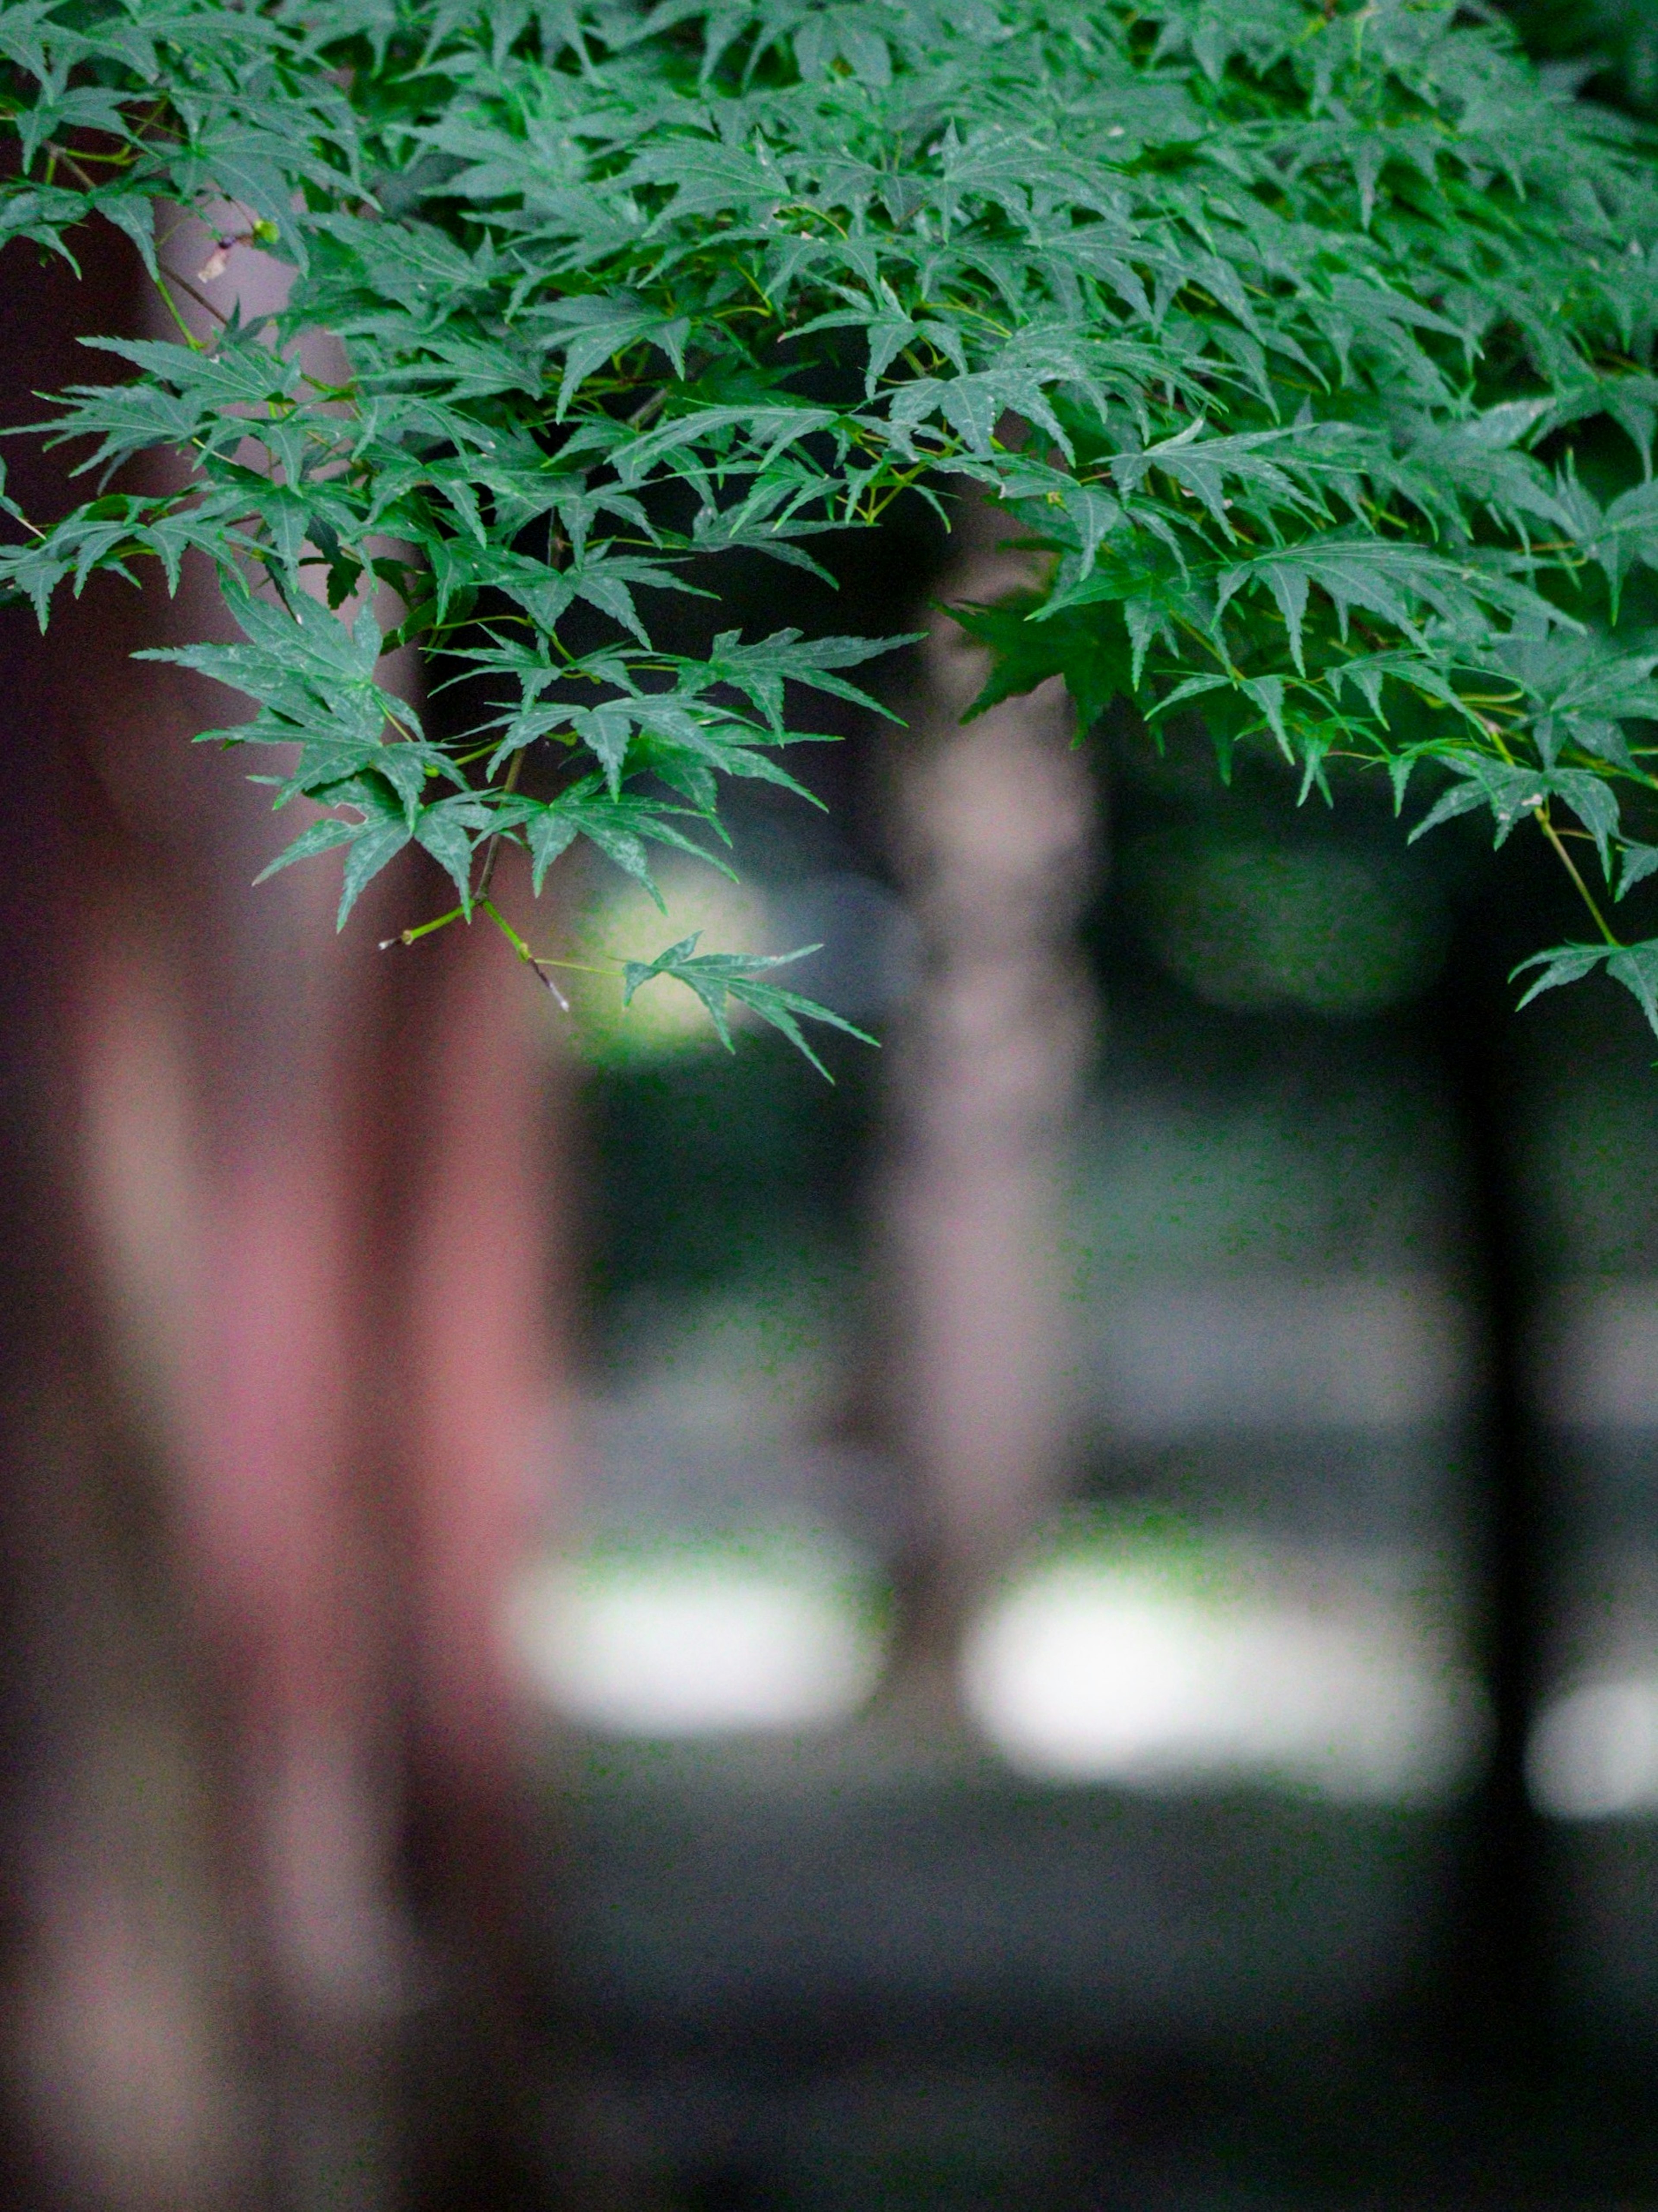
[[882, 494, 1099, 1681], [0, 232, 275, 2212], [400, 910, 573, 1938], [23, 218, 577, 2205]]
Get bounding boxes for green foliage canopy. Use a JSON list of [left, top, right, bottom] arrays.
[[3, 0, 1658, 1045]]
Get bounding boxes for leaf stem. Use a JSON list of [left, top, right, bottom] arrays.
[[480, 897, 584, 1008], [150, 268, 211, 351], [379, 904, 466, 949], [623, 388, 668, 433], [159, 265, 230, 331], [1536, 803, 1620, 948], [41, 139, 98, 193]]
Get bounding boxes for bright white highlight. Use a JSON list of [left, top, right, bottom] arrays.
[[1528, 1678, 1658, 1819], [569, 864, 773, 1062], [509, 1546, 883, 1738], [962, 1556, 1484, 1803]]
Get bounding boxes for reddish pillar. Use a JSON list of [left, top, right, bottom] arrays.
[[0, 226, 576, 2206]]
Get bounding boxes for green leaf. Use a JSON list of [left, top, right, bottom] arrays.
[[621, 934, 876, 1077], [1609, 942, 1658, 1036], [413, 798, 483, 908], [253, 815, 357, 885], [1513, 942, 1613, 1010], [1620, 844, 1658, 901], [5, 0, 1658, 1061], [339, 817, 412, 929]]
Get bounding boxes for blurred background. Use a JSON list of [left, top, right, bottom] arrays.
[[7, 6, 1658, 2208]]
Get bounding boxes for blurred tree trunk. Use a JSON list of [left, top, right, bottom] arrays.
[[878, 490, 1099, 1703], [0, 228, 575, 2208], [0, 233, 262, 2212]]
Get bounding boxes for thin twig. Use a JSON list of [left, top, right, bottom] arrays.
[[379, 903, 466, 951], [42, 140, 99, 194], [159, 264, 231, 331], [623, 386, 668, 434], [471, 745, 526, 905], [480, 897, 574, 1009]]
